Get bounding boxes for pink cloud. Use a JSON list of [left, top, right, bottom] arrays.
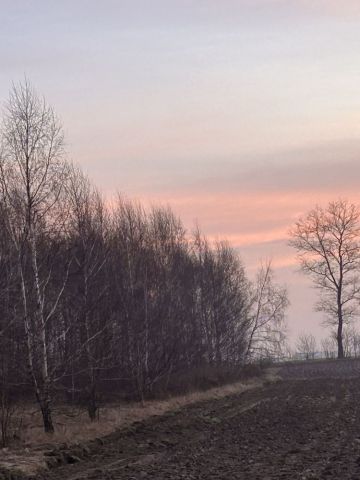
[[144, 189, 360, 239]]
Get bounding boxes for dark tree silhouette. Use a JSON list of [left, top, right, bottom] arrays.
[[289, 199, 360, 359]]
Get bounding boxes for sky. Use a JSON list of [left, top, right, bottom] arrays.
[[1, 0, 360, 346]]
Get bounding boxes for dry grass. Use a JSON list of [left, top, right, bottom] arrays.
[[24, 369, 278, 447], [0, 368, 279, 475], [0, 449, 45, 476]]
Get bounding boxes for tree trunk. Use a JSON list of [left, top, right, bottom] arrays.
[[337, 290, 344, 359], [87, 385, 98, 421], [215, 322, 222, 366], [39, 395, 54, 433], [30, 228, 55, 431], [337, 323, 344, 359]]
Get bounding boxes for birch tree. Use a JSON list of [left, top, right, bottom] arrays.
[[0, 80, 69, 432]]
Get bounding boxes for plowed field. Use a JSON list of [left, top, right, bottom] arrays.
[[37, 360, 360, 480]]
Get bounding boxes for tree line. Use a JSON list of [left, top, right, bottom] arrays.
[[294, 329, 360, 361], [0, 81, 288, 435]]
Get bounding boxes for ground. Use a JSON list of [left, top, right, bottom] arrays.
[[4, 360, 360, 479]]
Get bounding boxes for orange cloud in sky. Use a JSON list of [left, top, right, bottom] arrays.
[[143, 188, 360, 235], [210, 229, 288, 248], [128, 188, 360, 275]]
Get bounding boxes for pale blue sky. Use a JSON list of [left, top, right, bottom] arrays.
[[1, 1, 360, 344]]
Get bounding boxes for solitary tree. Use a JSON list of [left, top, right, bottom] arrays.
[[289, 199, 360, 359]]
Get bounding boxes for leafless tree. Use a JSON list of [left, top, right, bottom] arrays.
[[109, 200, 196, 402], [0, 81, 290, 424], [64, 167, 110, 419], [0, 80, 69, 432], [347, 327, 360, 357], [321, 336, 337, 359], [193, 232, 250, 366], [109, 198, 150, 403], [246, 261, 289, 361], [296, 333, 317, 360], [289, 199, 360, 358]]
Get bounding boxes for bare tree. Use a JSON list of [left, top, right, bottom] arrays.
[[347, 327, 360, 357], [193, 232, 250, 366], [321, 336, 337, 359], [65, 167, 110, 419], [0, 80, 69, 432], [296, 333, 317, 360], [0, 80, 298, 418], [246, 261, 289, 361], [338, 326, 360, 358], [289, 199, 360, 359]]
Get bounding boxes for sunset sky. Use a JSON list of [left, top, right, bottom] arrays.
[[1, 0, 360, 344]]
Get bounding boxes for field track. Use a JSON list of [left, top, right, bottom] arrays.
[[39, 360, 360, 480]]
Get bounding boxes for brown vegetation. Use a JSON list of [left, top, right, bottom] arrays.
[[4, 359, 360, 480], [0, 81, 288, 438]]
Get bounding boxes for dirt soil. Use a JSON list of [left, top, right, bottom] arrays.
[[31, 360, 360, 480]]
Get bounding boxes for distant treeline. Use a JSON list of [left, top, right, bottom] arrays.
[[0, 81, 288, 434]]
